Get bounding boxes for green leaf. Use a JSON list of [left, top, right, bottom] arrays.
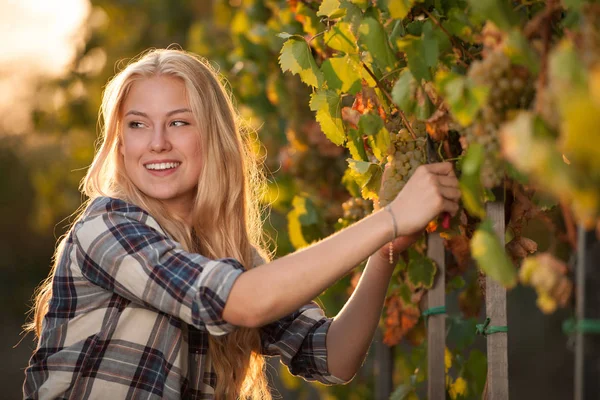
[[324, 21, 358, 54], [436, 70, 488, 126], [347, 0, 369, 11], [447, 316, 477, 351], [505, 29, 540, 74], [309, 90, 346, 145], [321, 55, 362, 94], [387, 0, 416, 20], [347, 159, 383, 199], [347, 127, 368, 161], [391, 69, 417, 113], [421, 20, 439, 68], [317, 0, 347, 19], [358, 113, 384, 135], [358, 113, 390, 161], [448, 275, 466, 291], [467, 0, 519, 31], [397, 36, 432, 81], [287, 195, 321, 249], [471, 219, 517, 288], [358, 17, 397, 71], [464, 349, 487, 396], [407, 255, 437, 289], [459, 143, 486, 219], [279, 37, 324, 88]]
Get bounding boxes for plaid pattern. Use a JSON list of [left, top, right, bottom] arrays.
[[23, 197, 347, 399]]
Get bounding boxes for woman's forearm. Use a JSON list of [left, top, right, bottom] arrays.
[[223, 208, 395, 327], [325, 252, 394, 381]]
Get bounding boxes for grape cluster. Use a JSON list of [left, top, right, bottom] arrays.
[[461, 122, 504, 188], [468, 50, 534, 124], [461, 50, 534, 188], [379, 123, 427, 207], [340, 197, 373, 222]]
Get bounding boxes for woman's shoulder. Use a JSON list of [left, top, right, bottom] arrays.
[[77, 196, 164, 234]]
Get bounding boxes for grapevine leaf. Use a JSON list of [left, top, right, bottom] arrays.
[[347, 159, 383, 200], [287, 195, 322, 249], [358, 17, 397, 71], [279, 37, 324, 88], [471, 219, 517, 288], [421, 20, 439, 68], [342, 168, 361, 197], [392, 69, 417, 113], [436, 70, 487, 126], [340, 1, 364, 34], [324, 21, 358, 54], [347, 0, 369, 11], [459, 143, 486, 219], [346, 127, 368, 161], [309, 90, 345, 146], [407, 254, 437, 289], [321, 55, 362, 94], [295, 3, 326, 39], [386, 0, 416, 20], [464, 349, 488, 396], [358, 113, 384, 135], [358, 113, 390, 161], [443, 8, 476, 42], [397, 36, 432, 81], [467, 0, 519, 31], [317, 0, 347, 19], [447, 316, 477, 352], [505, 30, 540, 74]]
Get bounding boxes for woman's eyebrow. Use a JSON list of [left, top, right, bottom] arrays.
[[123, 108, 192, 118]]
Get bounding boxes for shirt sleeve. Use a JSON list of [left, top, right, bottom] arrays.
[[72, 199, 244, 336], [259, 302, 350, 385]]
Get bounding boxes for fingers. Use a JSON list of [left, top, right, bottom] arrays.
[[424, 162, 455, 176], [439, 185, 461, 201], [437, 175, 459, 188], [442, 198, 460, 216]]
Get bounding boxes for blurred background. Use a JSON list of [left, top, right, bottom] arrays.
[[0, 0, 574, 399]]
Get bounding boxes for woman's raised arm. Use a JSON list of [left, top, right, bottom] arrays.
[[223, 162, 460, 328]]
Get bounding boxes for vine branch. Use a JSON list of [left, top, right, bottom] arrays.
[[420, 7, 475, 62], [361, 62, 418, 140]]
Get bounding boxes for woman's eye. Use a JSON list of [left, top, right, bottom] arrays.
[[128, 121, 144, 129], [171, 120, 189, 127]]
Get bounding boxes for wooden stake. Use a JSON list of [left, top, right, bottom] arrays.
[[485, 198, 509, 400], [427, 232, 446, 399]]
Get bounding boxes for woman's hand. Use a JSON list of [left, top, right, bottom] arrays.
[[389, 162, 460, 237]]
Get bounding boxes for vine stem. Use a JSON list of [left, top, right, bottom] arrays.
[[361, 62, 418, 140]]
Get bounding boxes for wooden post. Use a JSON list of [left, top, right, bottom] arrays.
[[485, 195, 509, 399], [574, 226, 600, 400], [426, 232, 446, 399], [374, 328, 394, 400]]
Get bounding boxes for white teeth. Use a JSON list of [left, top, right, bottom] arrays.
[[145, 162, 181, 171]]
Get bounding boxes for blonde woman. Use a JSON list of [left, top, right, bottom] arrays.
[[23, 49, 460, 399]]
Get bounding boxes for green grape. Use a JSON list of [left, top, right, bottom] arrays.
[[341, 197, 374, 222], [379, 124, 427, 206]]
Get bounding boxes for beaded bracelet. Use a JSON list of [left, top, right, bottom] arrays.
[[384, 205, 398, 264]]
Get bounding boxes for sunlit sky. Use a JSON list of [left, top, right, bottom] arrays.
[[0, 0, 90, 133]]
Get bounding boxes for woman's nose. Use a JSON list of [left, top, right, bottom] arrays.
[[149, 127, 172, 153]]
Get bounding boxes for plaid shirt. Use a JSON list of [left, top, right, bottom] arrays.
[[23, 197, 346, 399]]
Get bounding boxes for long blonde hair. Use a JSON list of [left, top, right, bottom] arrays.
[[27, 48, 273, 399]]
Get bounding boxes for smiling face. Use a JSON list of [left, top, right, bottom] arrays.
[[119, 75, 203, 218]]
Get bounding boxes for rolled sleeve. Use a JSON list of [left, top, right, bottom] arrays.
[[260, 302, 350, 385], [73, 197, 245, 335]]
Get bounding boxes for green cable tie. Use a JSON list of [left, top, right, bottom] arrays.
[[475, 317, 508, 337], [562, 318, 600, 335], [422, 306, 447, 318]]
